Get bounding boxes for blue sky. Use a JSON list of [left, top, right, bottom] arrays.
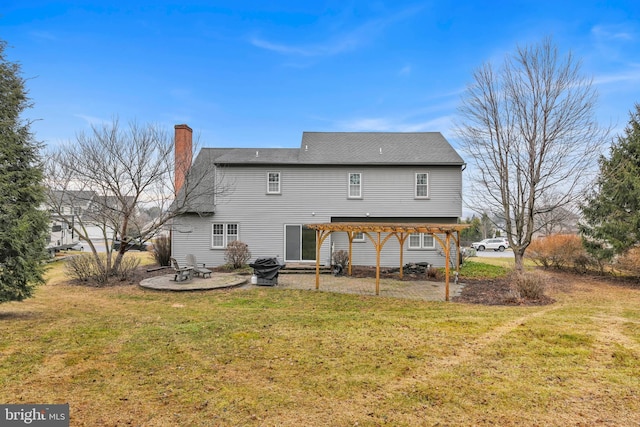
[[3, 1, 640, 150]]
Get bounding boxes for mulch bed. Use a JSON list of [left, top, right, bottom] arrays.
[[341, 265, 556, 306], [452, 278, 555, 306]]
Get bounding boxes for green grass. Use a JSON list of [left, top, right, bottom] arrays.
[[0, 257, 639, 426], [460, 259, 510, 278]]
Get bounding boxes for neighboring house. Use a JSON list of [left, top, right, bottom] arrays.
[[84, 194, 139, 240], [171, 125, 465, 268], [45, 190, 94, 254], [46, 190, 140, 250]]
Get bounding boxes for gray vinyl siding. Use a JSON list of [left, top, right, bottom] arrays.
[[172, 164, 462, 268]]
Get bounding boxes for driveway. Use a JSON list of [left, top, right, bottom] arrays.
[[473, 248, 514, 258]]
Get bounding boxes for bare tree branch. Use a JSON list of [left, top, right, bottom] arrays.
[[43, 118, 226, 279], [456, 37, 609, 271]]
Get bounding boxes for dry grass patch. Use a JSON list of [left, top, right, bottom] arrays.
[[0, 261, 639, 426]]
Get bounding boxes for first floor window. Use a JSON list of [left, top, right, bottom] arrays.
[[408, 233, 436, 249], [226, 223, 238, 244], [212, 223, 239, 248], [352, 231, 365, 242]]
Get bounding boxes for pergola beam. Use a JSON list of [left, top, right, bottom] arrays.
[[307, 222, 469, 301]]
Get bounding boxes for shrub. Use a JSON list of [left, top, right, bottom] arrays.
[[66, 253, 140, 284], [65, 254, 108, 284], [614, 247, 640, 277], [509, 271, 547, 301], [527, 234, 587, 270], [426, 266, 442, 280], [333, 249, 349, 274], [114, 255, 140, 281], [225, 241, 251, 269], [152, 235, 171, 266]]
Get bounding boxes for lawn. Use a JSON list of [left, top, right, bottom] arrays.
[[0, 254, 639, 426]]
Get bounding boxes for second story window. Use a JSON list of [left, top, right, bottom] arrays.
[[348, 173, 362, 199], [267, 172, 281, 194], [415, 173, 429, 198]]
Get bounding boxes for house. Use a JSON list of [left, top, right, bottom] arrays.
[[45, 190, 94, 254], [171, 125, 465, 269], [46, 190, 141, 252]]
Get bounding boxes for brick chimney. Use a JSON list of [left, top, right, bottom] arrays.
[[174, 124, 193, 194]]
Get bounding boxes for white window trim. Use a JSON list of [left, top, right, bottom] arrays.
[[348, 172, 362, 199], [352, 231, 365, 242], [415, 172, 429, 199], [267, 171, 281, 194], [408, 232, 436, 250], [211, 223, 239, 249]]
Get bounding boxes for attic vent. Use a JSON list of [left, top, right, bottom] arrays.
[[305, 145, 308, 151], [379, 147, 382, 155], [256, 150, 259, 157]]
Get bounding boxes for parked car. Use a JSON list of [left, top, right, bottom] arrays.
[[112, 238, 148, 251], [471, 238, 509, 252]]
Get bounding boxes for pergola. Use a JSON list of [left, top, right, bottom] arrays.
[[305, 222, 470, 301]]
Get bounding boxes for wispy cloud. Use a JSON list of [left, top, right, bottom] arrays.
[[249, 5, 423, 58], [249, 36, 359, 57], [591, 24, 635, 41], [593, 68, 640, 85], [29, 30, 57, 41], [589, 23, 637, 63], [338, 114, 455, 134], [398, 64, 412, 76], [73, 114, 110, 127]]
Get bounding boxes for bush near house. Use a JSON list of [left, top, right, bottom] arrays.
[[225, 241, 252, 269], [152, 235, 171, 266]]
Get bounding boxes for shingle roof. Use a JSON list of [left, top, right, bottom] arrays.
[[299, 132, 463, 165], [199, 132, 463, 166], [206, 148, 299, 164]]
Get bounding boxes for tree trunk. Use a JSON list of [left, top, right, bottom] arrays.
[[513, 248, 525, 272]]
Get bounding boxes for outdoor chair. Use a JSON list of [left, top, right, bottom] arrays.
[[185, 254, 213, 278], [170, 257, 193, 282]]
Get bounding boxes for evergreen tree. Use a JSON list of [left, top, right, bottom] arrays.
[[581, 103, 640, 261], [0, 40, 49, 303]]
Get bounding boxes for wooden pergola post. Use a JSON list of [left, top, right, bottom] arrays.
[[314, 229, 332, 290], [444, 232, 451, 302], [315, 229, 321, 290], [375, 232, 381, 295]]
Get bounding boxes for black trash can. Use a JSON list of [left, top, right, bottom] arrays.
[[249, 257, 286, 286]]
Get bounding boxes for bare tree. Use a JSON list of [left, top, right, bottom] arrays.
[[456, 38, 608, 271], [44, 119, 227, 278]]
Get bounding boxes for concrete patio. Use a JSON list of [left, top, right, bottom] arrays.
[[139, 272, 248, 291], [139, 271, 464, 302]]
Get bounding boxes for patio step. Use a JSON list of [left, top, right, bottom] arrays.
[[279, 263, 331, 274]]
